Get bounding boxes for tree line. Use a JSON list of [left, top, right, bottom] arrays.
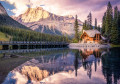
[[82, 12, 101, 31], [102, 2, 120, 44], [0, 25, 69, 42]]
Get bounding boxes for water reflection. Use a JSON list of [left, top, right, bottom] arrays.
[[80, 49, 101, 79], [73, 48, 120, 84], [1, 48, 120, 84], [74, 50, 79, 76], [102, 48, 120, 84]]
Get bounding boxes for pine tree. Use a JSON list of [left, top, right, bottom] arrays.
[[118, 11, 120, 42], [118, 12, 120, 30], [82, 21, 85, 29], [83, 20, 89, 30], [74, 15, 79, 42], [95, 18, 97, 29], [105, 1, 113, 39], [102, 12, 106, 35], [111, 6, 119, 44], [87, 12, 92, 29], [97, 25, 101, 32]]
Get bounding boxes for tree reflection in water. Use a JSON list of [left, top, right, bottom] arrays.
[[74, 50, 79, 76], [74, 48, 120, 84], [102, 48, 120, 84]]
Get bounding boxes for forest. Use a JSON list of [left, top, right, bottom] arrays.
[[102, 2, 120, 44], [0, 25, 69, 42]]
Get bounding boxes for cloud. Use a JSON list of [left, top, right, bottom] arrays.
[[2, 0, 46, 16], [3, 0, 29, 16], [1, 0, 120, 25]]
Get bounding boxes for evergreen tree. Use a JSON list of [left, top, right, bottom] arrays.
[[102, 12, 106, 35], [105, 1, 113, 39], [74, 15, 79, 42], [118, 12, 120, 30], [97, 25, 101, 32], [95, 18, 97, 29], [111, 6, 119, 44], [87, 12, 92, 29], [118, 11, 120, 42], [83, 20, 89, 30]]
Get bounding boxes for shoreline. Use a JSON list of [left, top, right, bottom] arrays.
[[68, 43, 111, 49]]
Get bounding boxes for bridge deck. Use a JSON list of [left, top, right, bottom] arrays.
[[0, 41, 69, 45]]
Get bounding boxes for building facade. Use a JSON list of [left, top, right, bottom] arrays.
[[80, 30, 101, 43]]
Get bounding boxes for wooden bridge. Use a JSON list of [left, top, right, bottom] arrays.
[[0, 41, 69, 50]]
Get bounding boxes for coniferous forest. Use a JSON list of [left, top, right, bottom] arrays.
[[102, 2, 120, 44], [0, 25, 69, 42]]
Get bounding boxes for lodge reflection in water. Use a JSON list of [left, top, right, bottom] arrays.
[[74, 49, 101, 78], [74, 48, 120, 84]]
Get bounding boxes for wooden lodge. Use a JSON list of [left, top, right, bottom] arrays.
[[80, 29, 101, 43]]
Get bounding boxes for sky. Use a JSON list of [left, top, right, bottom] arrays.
[[0, 0, 120, 25]]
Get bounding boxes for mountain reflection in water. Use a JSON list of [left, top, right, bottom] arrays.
[[1, 48, 120, 84]]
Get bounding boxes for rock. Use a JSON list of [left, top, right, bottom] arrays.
[[21, 66, 49, 81], [20, 7, 50, 22]]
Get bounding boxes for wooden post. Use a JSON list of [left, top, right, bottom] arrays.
[[18, 44, 20, 50]]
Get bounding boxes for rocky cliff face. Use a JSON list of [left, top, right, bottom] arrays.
[[12, 7, 83, 36], [18, 7, 50, 22]]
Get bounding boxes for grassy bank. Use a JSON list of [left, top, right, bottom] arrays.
[[0, 32, 11, 49], [0, 45, 2, 50], [0, 32, 11, 41], [110, 44, 120, 47]]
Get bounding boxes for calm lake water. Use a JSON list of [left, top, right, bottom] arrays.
[[0, 48, 120, 84]]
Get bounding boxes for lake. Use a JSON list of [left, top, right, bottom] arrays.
[[0, 48, 120, 84]]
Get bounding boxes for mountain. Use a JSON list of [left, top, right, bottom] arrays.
[[0, 3, 8, 15], [0, 3, 29, 30], [12, 7, 83, 36]]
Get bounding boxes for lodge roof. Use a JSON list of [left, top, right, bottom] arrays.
[[83, 29, 101, 37]]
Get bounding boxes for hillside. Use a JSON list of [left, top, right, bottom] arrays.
[[0, 32, 11, 41], [0, 25, 69, 42], [0, 3, 29, 30], [12, 7, 83, 36]]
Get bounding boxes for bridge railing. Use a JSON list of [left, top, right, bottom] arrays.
[[0, 41, 68, 45]]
